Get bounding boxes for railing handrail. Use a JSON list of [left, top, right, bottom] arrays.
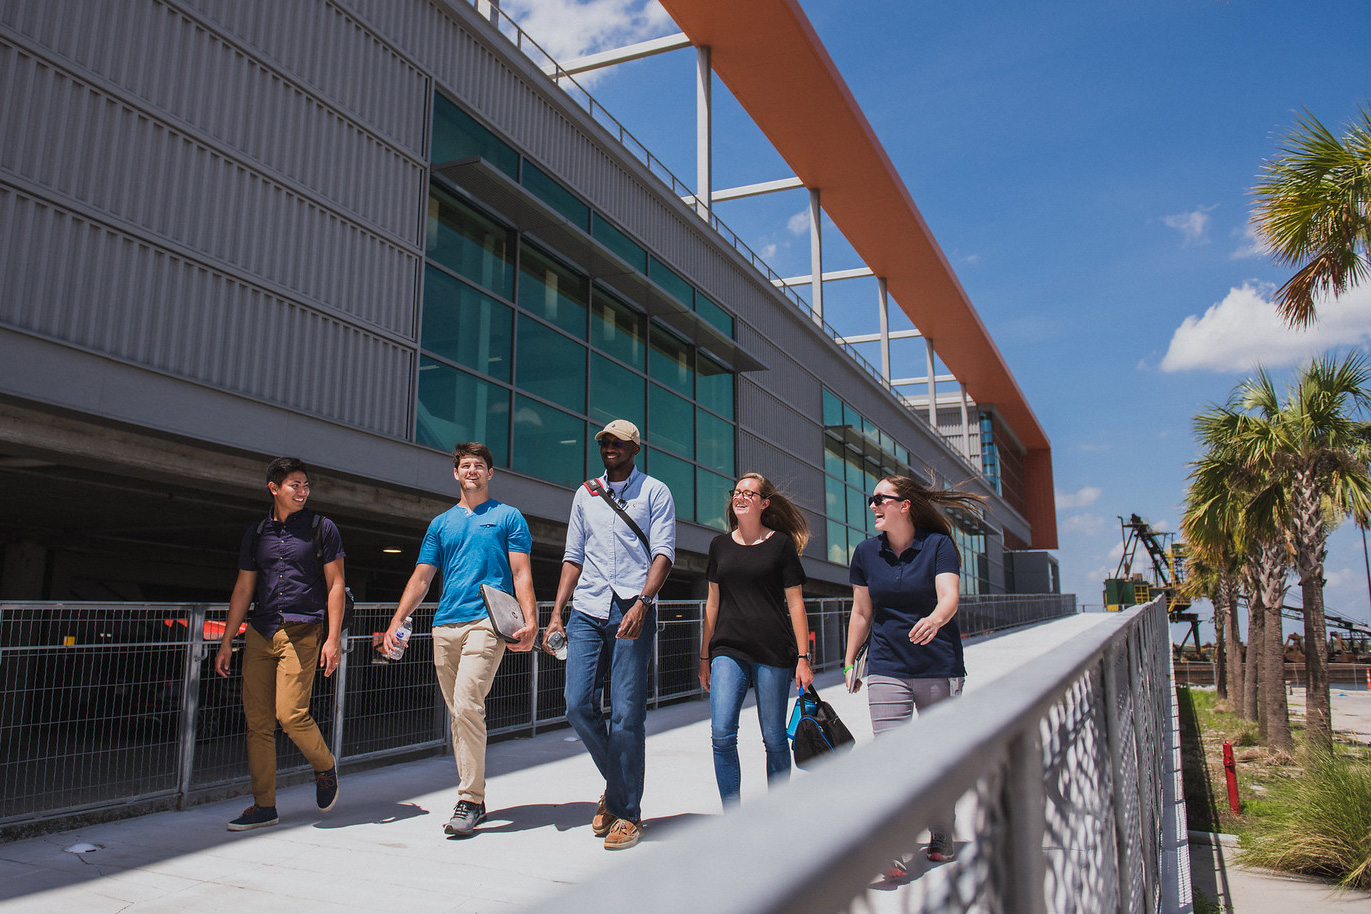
[[539, 599, 1166, 914]]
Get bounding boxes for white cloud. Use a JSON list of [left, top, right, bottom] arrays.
[[787, 207, 812, 236], [760, 242, 779, 260], [1159, 281, 1371, 373], [1162, 205, 1217, 244], [501, 0, 674, 72], [1231, 224, 1265, 260], [1062, 512, 1110, 536], [1056, 486, 1103, 509]]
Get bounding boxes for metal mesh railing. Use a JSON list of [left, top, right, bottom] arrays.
[[544, 598, 1171, 914], [0, 594, 1076, 835]]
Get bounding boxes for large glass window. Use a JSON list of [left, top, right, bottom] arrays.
[[417, 358, 510, 463], [648, 449, 694, 522], [422, 265, 512, 381], [420, 94, 745, 526], [649, 384, 693, 459], [696, 294, 734, 339], [696, 410, 734, 475], [591, 290, 646, 370], [696, 468, 732, 531], [589, 354, 644, 429], [696, 354, 733, 420], [522, 161, 589, 230], [649, 256, 693, 309], [591, 213, 646, 271], [426, 189, 514, 300], [432, 94, 519, 177], [649, 327, 692, 396], [518, 243, 587, 338], [512, 397, 585, 488], [516, 317, 586, 414]]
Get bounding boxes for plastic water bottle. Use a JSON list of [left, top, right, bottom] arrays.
[[544, 629, 567, 661], [387, 616, 412, 661]]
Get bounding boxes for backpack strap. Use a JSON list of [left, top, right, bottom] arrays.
[[584, 479, 650, 551]]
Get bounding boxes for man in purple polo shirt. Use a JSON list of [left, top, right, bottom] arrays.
[[215, 457, 346, 831]]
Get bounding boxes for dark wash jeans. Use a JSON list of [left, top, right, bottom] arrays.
[[564, 596, 657, 822]]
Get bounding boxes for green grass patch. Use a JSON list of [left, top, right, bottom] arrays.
[[1178, 686, 1371, 888], [1241, 748, 1371, 889]]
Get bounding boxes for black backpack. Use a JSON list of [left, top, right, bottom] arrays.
[[790, 685, 856, 768], [250, 513, 355, 631]]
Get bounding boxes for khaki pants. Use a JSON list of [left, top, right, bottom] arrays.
[[242, 623, 335, 807], [432, 619, 506, 804]]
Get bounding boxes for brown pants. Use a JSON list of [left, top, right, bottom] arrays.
[[432, 619, 506, 804], [242, 623, 335, 807]]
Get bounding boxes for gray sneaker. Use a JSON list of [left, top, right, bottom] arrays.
[[444, 800, 486, 837], [926, 833, 955, 862]]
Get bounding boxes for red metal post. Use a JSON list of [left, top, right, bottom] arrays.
[[1221, 740, 1240, 814]]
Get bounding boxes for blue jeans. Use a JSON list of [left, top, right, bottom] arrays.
[[709, 655, 793, 805], [564, 597, 657, 822]]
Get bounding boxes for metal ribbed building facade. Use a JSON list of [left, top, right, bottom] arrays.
[[0, 0, 1044, 602]]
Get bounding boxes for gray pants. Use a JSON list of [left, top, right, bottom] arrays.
[[867, 674, 965, 841]]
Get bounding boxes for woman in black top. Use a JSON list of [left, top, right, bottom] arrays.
[[698, 473, 811, 805]]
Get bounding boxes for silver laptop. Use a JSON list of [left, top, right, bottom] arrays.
[[480, 583, 525, 644]]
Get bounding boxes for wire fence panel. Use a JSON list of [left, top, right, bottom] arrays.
[[543, 598, 1169, 914], [0, 594, 1079, 835]]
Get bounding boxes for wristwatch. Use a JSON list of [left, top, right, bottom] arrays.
[[633, 593, 656, 607]]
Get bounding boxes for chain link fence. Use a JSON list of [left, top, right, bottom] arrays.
[[0, 594, 1075, 837]]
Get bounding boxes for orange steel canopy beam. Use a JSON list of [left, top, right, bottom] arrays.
[[658, 0, 1057, 548]]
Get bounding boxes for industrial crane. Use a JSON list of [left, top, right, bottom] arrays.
[[1103, 514, 1201, 651]]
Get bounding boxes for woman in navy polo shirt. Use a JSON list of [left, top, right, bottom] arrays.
[[844, 474, 984, 873]]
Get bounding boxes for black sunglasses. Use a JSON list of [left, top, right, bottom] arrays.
[[868, 493, 908, 507]]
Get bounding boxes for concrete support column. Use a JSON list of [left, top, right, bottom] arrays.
[[809, 188, 823, 326], [960, 382, 971, 459], [877, 277, 891, 382], [925, 337, 937, 428], [695, 45, 712, 219]]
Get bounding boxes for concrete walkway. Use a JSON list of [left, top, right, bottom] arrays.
[[1, 613, 1367, 912]]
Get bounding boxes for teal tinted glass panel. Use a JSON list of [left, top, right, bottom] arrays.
[[649, 384, 693, 458], [516, 318, 586, 414], [695, 294, 733, 338], [589, 354, 644, 429], [648, 448, 694, 523], [823, 389, 844, 427], [696, 410, 733, 475], [518, 243, 587, 338], [591, 289, 646, 369], [695, 354, 733, 420], [422, 265, 512, 381], [512, 396, 585, 488], [426, 188, 514, 299], [827, 520, 848, 565], [521, 161, 589, 230], [649, 326, 692, 395], [431, 94, 518, 178], [825, 475, 845, 523], [846, 486, 866, 531], [591, 213, 646, 272], [697, 469, 731, 531], [843, 401, 862, 431], [648, 256, 692, 309], [824, 438, 845, 480], [416, 357, 510, 465]]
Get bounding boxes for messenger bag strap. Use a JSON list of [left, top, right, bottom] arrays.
[[585, 478, 650, 552]]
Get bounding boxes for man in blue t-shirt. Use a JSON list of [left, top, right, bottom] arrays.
[[382, 442, 536, 838]]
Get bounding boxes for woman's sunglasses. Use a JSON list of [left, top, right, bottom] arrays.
[[868, 493, 908, 507]]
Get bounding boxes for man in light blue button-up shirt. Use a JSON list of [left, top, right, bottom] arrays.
[[546, 419, 674, 850]]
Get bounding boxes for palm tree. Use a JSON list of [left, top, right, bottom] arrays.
[[1233, 356, 1371, 751], [1184, 442, 1289, 743], [1182, 465, 1246, 707], [1251, 106, 1371, 328]]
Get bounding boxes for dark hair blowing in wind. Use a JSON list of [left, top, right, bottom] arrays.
[[879, 475, 986, 541], [726, 472, 810, 555]]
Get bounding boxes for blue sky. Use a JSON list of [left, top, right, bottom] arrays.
[[499, 0, 1371, 634]]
